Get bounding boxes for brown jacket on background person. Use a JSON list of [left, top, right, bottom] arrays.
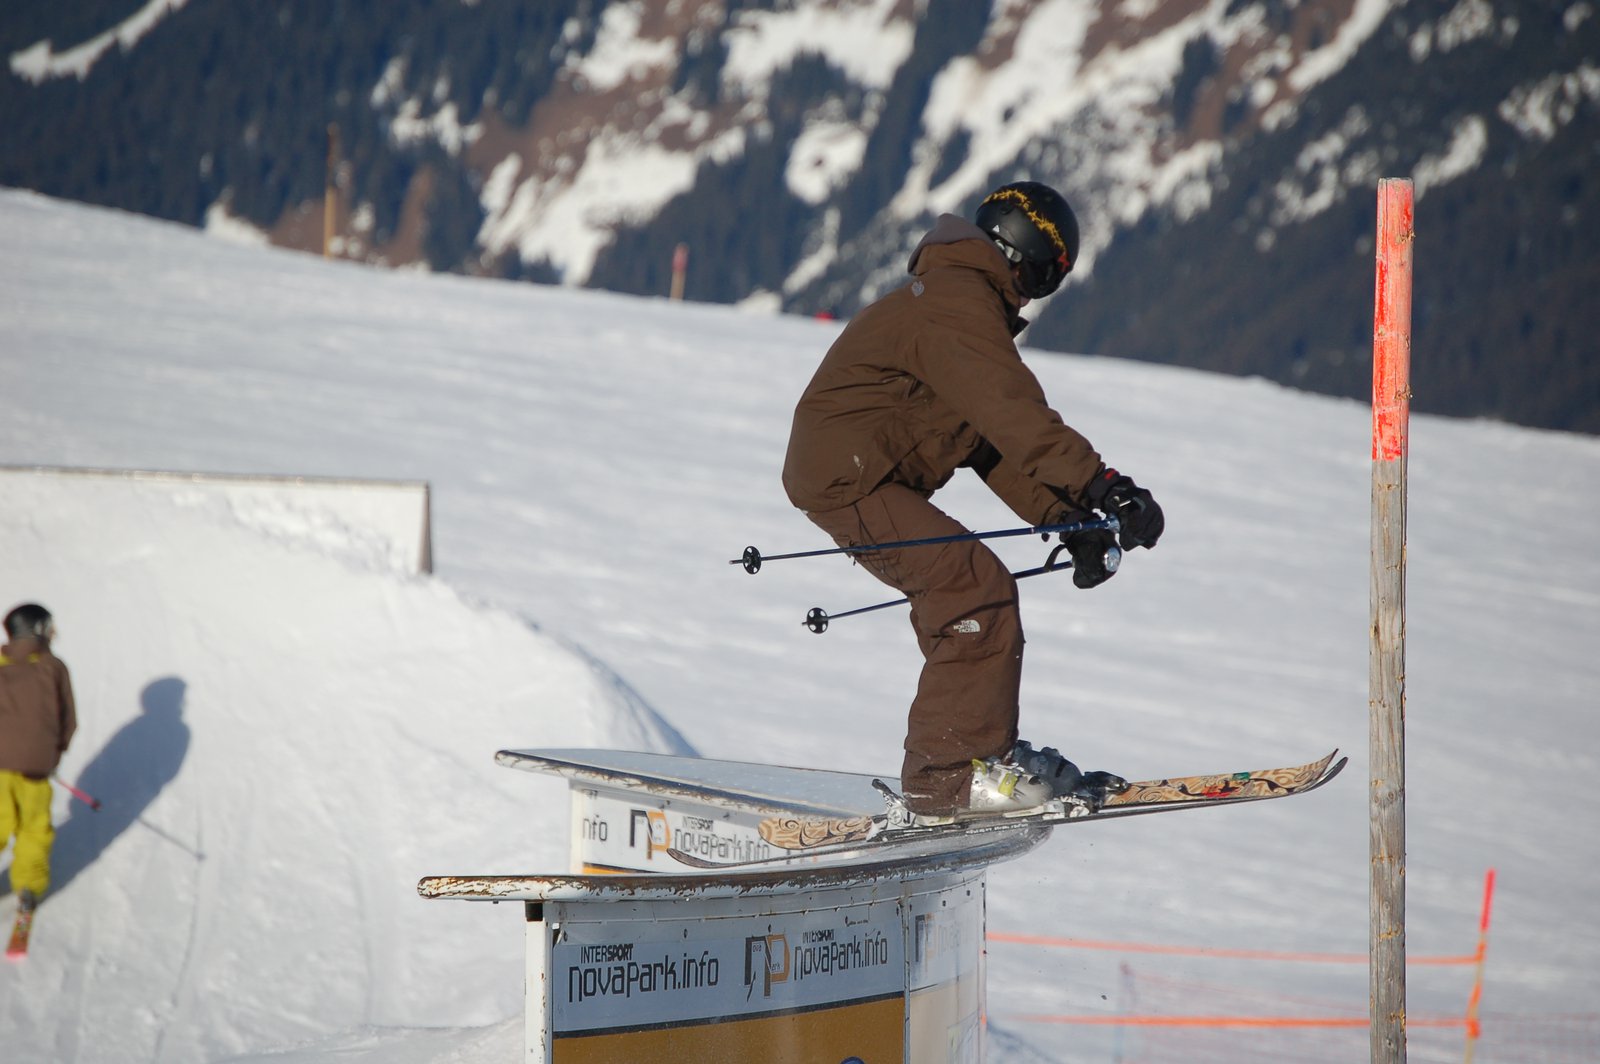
[[0, 635, 77, 779], [783, 213, 1105, 526]]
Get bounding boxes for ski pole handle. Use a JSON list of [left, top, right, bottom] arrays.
[[53, 775, 102, 811]]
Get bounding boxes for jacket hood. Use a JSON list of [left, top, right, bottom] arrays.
[[907, 214, 1009, 274], [0, 637, 46, 660], [915, 211, 1024, 308], [907, 213, 1029, 327]]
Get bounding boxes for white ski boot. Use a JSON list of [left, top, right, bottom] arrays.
[[903, 757, 1053, 826]]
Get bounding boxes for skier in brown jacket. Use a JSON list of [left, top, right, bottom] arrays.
[[1, 603, 77, 913], [783, 181, 1164, 820]]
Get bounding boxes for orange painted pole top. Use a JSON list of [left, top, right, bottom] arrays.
[[1372, 178, 1415, 462]]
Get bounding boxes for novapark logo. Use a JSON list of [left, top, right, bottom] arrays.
[[628, 808, 670, 860], [743, 934, 789, 999]]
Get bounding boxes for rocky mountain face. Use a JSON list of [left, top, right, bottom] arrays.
[[5, 0, 1595, 431]]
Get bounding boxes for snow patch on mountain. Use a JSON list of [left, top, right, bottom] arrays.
[[370, 58, 483, 156], [8, 0, 192, 84], [721, 0, 914, 94], [896, 1, 1101, 218], [1408, 0, 1498, 61], [787, 117, 869, 205], [1285, 0, 1396, 92], [1414, 114, 1488, 198], [1267, 105, 1379, 229], [1498, 62, 1600, 142], [481, 136, 704, 283], [392, 101, 482, 156], [1145, 140, 1224, 223], [890, 0, 1402, 267], [568, 3, 678, 93]]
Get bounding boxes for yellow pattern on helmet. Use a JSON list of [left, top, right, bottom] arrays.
[[980, 186, 1070, 263]]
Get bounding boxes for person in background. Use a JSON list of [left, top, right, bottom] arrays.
[[1, 603, 77, 913], [782, 181, 1164, 823]]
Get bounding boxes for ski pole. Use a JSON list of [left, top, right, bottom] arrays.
[[53, 775, 102, 811], [733, 516, 1116, 574], [803, 540, 1120, 633]]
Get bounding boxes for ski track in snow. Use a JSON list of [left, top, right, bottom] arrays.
[[1, 188, 1598, 1062]]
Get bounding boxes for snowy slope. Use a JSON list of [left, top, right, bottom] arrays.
[[2, 188, 1598, 1062]]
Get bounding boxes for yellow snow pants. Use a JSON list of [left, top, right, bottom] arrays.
[[0, 771, 55, 899]]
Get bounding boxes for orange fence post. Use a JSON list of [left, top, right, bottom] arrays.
[[1462, 868, 1497, 1063]]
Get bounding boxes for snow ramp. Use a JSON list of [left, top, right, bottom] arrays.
[[0, 468, 690, 1063]]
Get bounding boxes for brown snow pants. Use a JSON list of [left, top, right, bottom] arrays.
[[805, 483, 1024, 813]]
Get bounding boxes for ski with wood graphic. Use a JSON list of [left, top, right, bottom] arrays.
[[750, 750, 1347, 856]]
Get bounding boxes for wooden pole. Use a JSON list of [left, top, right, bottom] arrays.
[[1370, 177, 1414, 1064], [324, 123, 340, 258], [670, 242, 688, 300]]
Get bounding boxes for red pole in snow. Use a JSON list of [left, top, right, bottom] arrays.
[[1370, 177, 1414, 1064]]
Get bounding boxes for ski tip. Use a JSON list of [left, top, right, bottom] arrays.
[[664, 847, 723, 870]]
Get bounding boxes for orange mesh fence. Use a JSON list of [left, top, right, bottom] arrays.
[[986, 930, 1480, 966], [983, 871, 1600, 1061]]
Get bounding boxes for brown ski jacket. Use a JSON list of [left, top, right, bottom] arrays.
[[783, 214, 1105, 523], [0, 637, 77, 778]]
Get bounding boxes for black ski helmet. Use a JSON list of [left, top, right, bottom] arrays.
[[974, 181, 1080, 298], [4, 603, 54, 641]]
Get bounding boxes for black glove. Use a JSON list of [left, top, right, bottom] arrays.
[[1085, 468, 1164, 550], [1051, 510, 1120, 589]]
